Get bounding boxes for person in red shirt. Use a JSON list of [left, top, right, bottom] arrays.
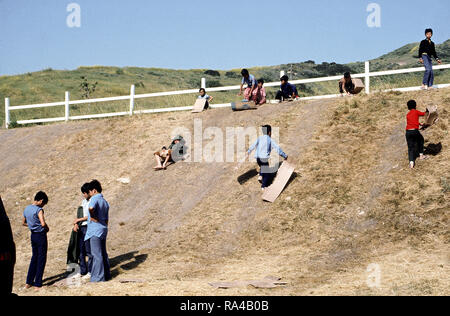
[[406, 100, 428, 169]]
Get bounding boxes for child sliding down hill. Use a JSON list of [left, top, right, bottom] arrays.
[[247, 125, 288, 191], [154, 136, 186, 170]]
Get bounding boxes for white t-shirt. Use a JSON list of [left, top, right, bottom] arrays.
[[81, 199, 90, 226]]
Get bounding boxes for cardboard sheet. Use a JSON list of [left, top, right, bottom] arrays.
[[231, 101, 258, 111], [352, 78, 365, 94], [192, 99, 207, 113], [209, 276, 287, 289], [423, 105, 439, 128], [262, 161, 295, 203]]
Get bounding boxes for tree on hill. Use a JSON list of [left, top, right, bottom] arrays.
[[79, 76, 98, 99]]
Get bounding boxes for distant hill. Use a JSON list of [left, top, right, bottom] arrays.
[[0, 39, 449, 126]]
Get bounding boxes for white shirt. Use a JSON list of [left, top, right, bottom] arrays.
[[81, 199, 90, 226]]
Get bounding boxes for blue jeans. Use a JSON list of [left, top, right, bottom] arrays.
[[26, 232, 47, 287], [89, 236, 111, 282], [422, 55, 434, 87], [78, 226, 92, 275], [257, 158, 275, 188]]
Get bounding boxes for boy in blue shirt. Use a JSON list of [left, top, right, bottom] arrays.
[[247, 125, 288, 190], [276, 75, 299, 102], [22, 191, 49, 289], [85, 180, 111, 282]]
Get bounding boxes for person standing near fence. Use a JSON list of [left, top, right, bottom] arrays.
[[419, 28, 442, 90]]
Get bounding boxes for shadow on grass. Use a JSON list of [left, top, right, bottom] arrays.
[[424, 143, 442, 156], [110, 251, 148, 280], [43, 251, 149, 285]]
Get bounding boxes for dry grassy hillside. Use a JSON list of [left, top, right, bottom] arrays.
[[0, 88, 448, 296]]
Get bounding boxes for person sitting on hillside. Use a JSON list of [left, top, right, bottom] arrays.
[[252, 79, 267, 106], [198, 88, 214, 110], [238, 69, 258, 101], [154, 146, 173, 170], [405, 100, 428, 169], [339, 72, 356, 96], [276, 75, 299, 102], [153, 136, 186, 170]]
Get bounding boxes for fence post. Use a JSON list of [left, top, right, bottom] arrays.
[[65, 91, 70, 122], [201, 78, 206, 89], [365, 61, 370, 94], [5, 98, 10, 129], [130, 84, 135, 116]]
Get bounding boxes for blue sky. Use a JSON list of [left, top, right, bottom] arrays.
[[0, 0, 449, 76]]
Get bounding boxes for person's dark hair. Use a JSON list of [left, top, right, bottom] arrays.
[[199, 88, 206, 93], [162, 146, 167, 150], [280, 75, 289, 82], [34, 191, 48, 205], [425, 28, 433, 35], [344, 72, 351, 79], [241, 69, 249, 77], [257, 78, 265, 85], [262, 125, 272, 135], [407, 100, 417, 110], [81, 183, 90, 194], [88, 180, 102, 194]]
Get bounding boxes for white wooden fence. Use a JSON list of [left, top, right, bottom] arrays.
[[4, 61, 450, 128]]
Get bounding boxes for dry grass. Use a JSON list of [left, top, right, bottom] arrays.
[[1, 88, 448, 296]]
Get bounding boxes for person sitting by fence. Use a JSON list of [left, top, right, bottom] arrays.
[[276, 75, 299, 102], [252, 79, 267, 106], [419, 28, 442, 90], [238, 69, 258, 101], [198, 88, 214, 110], [339, 72, 356, 96], [405, 100, 428, 169]]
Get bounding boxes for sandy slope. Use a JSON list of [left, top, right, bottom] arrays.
[[1, 90, 448, 296]]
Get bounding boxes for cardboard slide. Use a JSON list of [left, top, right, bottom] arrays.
[[231, 100, 258, 111], [192, 99, 207, 113], [262, 161, 295, 203], [352, 78, 365, 94], [422, 105, 439, 129]]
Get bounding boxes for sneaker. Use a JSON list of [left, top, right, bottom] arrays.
[[82, 273, 91, 280], [410, 161, 415, 169], [258, 176, 263, 183]]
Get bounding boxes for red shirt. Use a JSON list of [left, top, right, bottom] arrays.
[[406, 109, 425, 130]]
